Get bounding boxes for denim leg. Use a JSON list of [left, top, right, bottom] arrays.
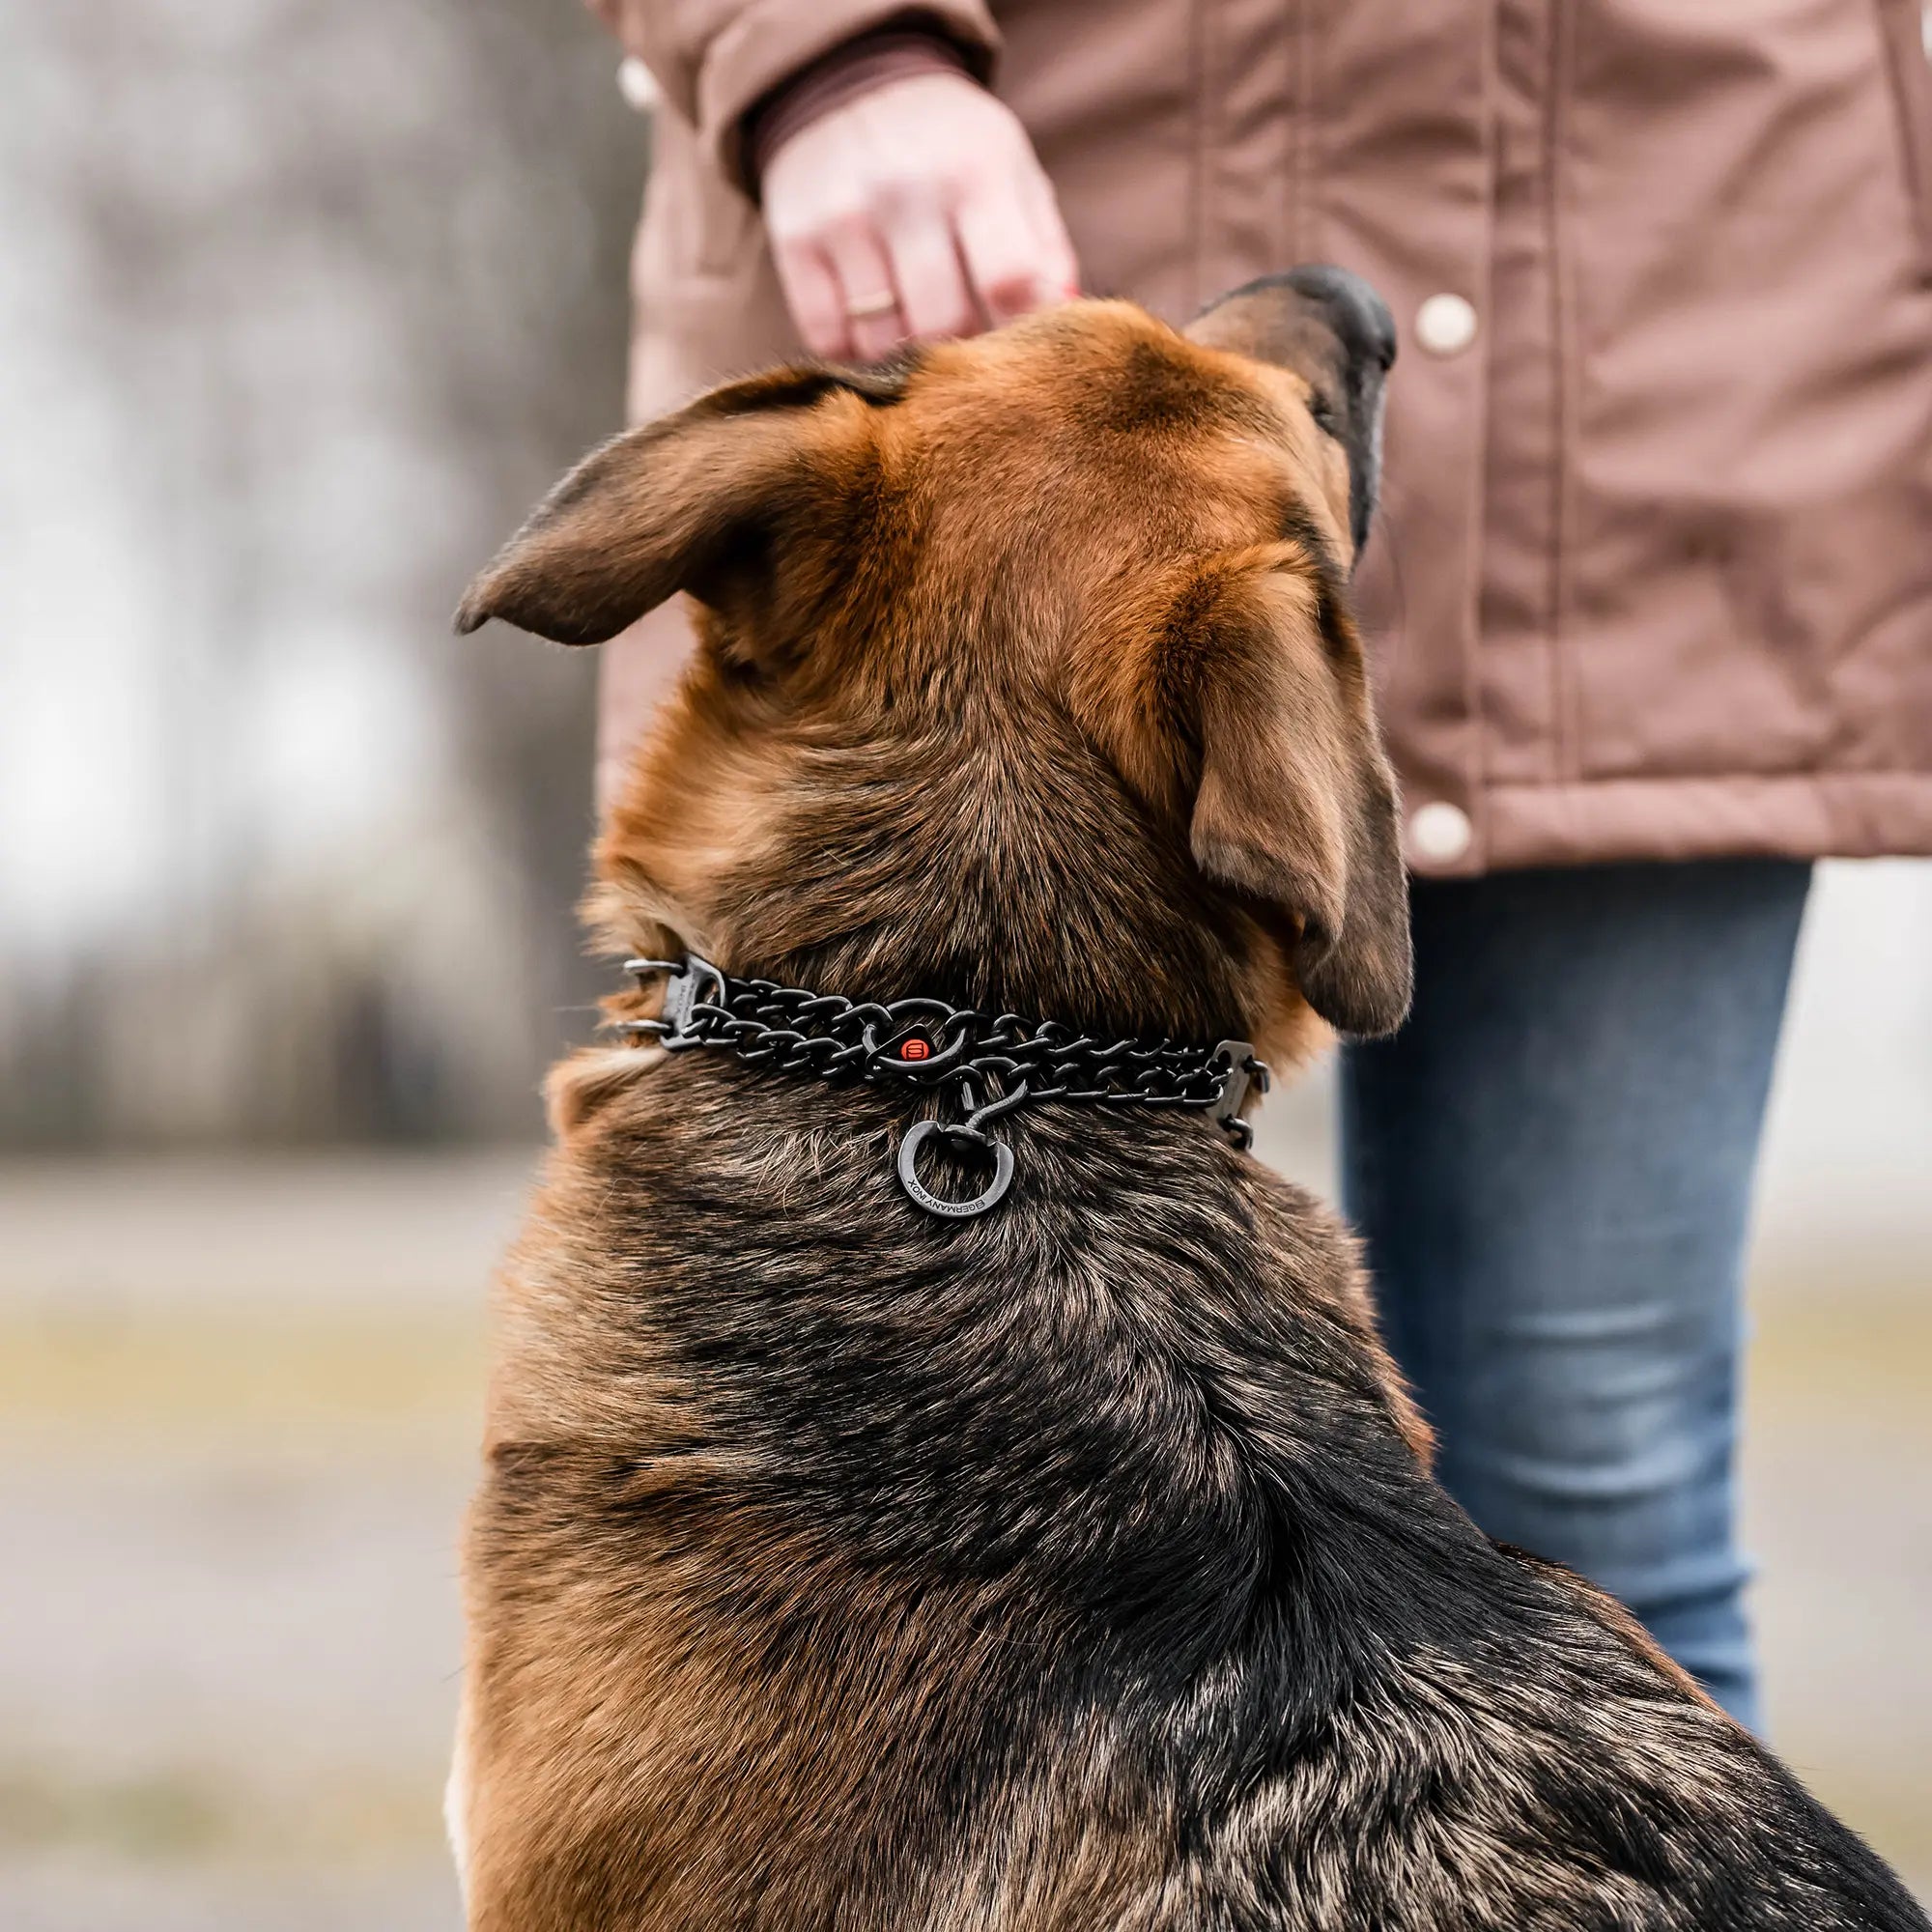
[[1340, 860, 1811, 1732]]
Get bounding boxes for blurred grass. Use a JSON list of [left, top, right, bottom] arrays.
[[0, 1762, 442, 1866], [0, 1308, 483, 1457], [1748, 1298, 1932, 1414]]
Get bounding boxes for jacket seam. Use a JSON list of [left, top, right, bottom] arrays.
[[1467, 6, 1502, 851], [1305, 0, 1325, 257], [1284, 1, 1306, 261], [1548, 0, 1578, 787], [1189, 0, 1208, 313]]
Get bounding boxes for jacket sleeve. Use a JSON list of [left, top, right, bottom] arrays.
[[597, 4, 1002, 188]]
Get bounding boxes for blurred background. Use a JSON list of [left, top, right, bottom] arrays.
[[1, 4, 1927, 1927]]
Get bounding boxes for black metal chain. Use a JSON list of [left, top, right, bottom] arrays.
[[618, 954, 1268, 1219]]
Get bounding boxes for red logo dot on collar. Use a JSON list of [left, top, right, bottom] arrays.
[[898, 1037, 931, 1062]]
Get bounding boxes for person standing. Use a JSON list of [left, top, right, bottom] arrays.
[[584, 0, 1932, 1732]]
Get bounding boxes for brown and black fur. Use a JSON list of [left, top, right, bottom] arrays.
[[450, 271, 1927, 1932]]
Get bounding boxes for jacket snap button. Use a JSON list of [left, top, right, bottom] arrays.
[[1415, 293, 1479, 356], [617, 56, 659, 112], [1408, 801, 1474, 866]]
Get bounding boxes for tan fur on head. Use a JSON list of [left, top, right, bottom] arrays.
[[463, 296, 1409, 1064]]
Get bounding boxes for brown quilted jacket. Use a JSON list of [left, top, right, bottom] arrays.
[[595, 0, 1932, 875]]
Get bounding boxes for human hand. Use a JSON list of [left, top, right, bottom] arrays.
[[761, 71, 1080, 362]]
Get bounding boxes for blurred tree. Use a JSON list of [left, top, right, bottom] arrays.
[[0, 0, 646, 1145]]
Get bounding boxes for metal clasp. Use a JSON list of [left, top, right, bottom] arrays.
[[1208, 1040, 1269, 1151], [619, 953, 724, 1047]]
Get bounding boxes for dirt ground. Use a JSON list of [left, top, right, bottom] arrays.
[[3, 1126, 1926, 1928]]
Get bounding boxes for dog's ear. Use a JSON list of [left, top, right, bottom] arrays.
[[1188, 560, 1411, 1035], [1083, 547, 1410, 1037], [454, 360, 914, 645]]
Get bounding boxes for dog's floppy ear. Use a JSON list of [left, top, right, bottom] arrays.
[[1187, 559, 1411, 1036], [1088, 541, 1408, 1037], [454, 360, 912, 645]]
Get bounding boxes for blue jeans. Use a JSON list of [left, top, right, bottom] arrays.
[[1341, 859, 1812, 1732]]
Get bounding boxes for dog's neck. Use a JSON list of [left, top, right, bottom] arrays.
[[592, 681, 1327, 1076]]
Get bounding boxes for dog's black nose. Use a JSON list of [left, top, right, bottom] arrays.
[[1281, 264, 1398, 376]]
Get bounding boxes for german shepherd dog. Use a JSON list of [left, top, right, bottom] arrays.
[[449, 270, 1926, 1931]]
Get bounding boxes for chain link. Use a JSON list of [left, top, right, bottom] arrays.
[[619, 955, 1264, 1141]]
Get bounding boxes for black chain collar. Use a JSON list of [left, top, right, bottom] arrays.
[[618, 953, 1269, 1219]]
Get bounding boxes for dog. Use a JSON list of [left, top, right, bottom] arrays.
[[448, 270, 1927, 1931]]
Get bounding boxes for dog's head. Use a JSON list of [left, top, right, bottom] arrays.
[[460, 270, 1408, 1055]]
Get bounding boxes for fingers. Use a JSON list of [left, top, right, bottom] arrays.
[[878, 205, 979, 343], [785, 190, 1069, 366], [772, 234, 857, 360], [760, 76, 1084, 361], [817, 213, 905, 362], [1017, 161, 1081, 301], [954, 172, 1077, 327]]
